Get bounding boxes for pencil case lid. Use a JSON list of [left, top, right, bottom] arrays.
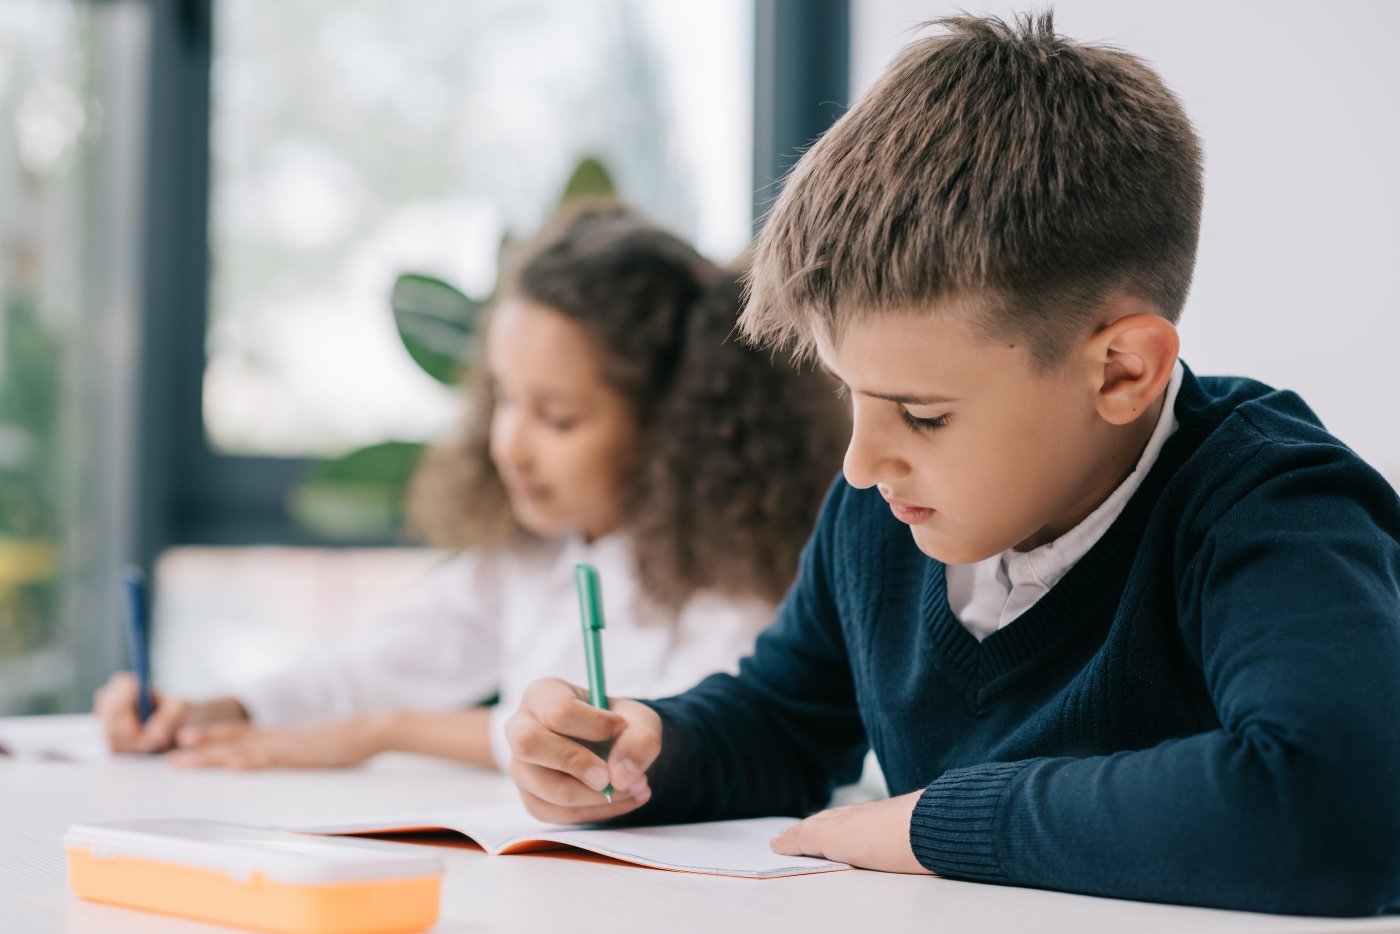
[[64, 819, 444, 885]]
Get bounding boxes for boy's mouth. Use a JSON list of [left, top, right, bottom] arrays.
[[882, 495, 934, 525]]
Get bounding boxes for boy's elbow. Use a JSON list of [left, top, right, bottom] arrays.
[[1227, 727, 1400, 916], [1278, 748, 1400, 915], [1304, 791, 1400, 915]]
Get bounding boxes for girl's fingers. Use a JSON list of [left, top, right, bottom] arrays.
[[169, 736, 267, 771], [176, 720, 249, 748], [94, 675, 142, 752], [138, 695, 188, 752]]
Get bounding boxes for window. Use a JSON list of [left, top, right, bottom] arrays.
[[0, 0, 848, 713], [204, 0, 756, 458], [0, 0, 146, 713]]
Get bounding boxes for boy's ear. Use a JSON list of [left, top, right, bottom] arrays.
[[1085, 297, 1180, 426]]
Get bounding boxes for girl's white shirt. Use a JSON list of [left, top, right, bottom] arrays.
[[234, 532, 773, 767]]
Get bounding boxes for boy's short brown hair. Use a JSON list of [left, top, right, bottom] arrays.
[[742, 11, 1204, 367]]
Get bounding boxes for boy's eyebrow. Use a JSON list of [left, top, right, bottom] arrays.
[[862, 388, 959, 406], [815, 360, 958, 406]]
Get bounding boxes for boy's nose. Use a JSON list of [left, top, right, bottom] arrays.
[[842, 424, 905, 490]]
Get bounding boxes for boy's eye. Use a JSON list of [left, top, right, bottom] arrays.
[[900, 409, 951, 433]]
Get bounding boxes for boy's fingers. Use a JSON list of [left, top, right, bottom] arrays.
[[608, 727, 661, 795], [515, 783, 651, 826], [507, 758, 640, 808], [536, 699, 626, 745], [521, 679, 627, 742], [508, 722, 618, 793], [521, 788, 651, 825]]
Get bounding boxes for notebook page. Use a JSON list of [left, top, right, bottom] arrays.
[[296, 804, 849, 878], [519, 817, 849, 878], [292, 805, 538, 852]]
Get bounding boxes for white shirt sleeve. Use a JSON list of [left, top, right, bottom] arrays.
[[234, 551, 503, 727], [634, 589, 774, 700]]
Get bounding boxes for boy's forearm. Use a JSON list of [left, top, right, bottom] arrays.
[[913, 727, 1400, 916], [369, 708, 496, 768], [628, 673, 866, 825]]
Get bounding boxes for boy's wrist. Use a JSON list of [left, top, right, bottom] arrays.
[[910, 760, 1027, 881]]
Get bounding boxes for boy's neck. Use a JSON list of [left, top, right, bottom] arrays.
[[1015, 392, 1169, 553]]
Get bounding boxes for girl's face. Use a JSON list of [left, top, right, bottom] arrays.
[[486, 298, 642, 541]]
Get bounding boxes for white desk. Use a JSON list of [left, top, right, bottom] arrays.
[[2, 716, 1397, 934]]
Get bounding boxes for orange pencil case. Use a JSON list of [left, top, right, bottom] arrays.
[[65, 818, 444, 934]]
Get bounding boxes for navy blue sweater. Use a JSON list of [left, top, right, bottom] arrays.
[[637, 366, 1400, 916]]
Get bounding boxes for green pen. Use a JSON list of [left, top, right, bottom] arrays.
[[574, 562, 613, 803]]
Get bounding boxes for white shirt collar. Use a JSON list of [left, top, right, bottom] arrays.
[[947, 361, 1185, 640]]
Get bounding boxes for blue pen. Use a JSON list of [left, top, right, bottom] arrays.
[[120, 567, 155, 724]]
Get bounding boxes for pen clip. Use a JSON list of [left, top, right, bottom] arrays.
[[575, 563, 605, 631]]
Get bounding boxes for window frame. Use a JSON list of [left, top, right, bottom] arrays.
[[134, 0, 849, 569]]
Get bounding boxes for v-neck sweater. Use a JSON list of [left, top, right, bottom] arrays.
[[636, 364, 1400, 916]]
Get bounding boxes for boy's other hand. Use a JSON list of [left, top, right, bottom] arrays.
[[506, 677, 662, 824], [770, 791, 933, 874], [93, 671, 189, 754]]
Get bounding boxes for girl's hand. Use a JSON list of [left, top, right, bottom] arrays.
[[167, 716, 387, 770], [93, 672, 191, 753], [505, 677, 663, 824], [770, 791, 933, 874]]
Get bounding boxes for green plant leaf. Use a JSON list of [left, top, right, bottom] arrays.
[[559, 156, 615, 205], [391, 273, 482, 384], [287, 441, 425, 539]]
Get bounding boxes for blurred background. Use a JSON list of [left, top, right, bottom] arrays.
[[1, 0, 1395, 715]]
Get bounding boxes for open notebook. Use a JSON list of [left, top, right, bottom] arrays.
[[296, 803, 849, 879]]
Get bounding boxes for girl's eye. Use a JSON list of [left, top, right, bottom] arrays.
[[900, 409, 951, 433], [544, 415, 580, 432]]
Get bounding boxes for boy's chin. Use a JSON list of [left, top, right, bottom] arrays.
[[909, 526, 999, 566]]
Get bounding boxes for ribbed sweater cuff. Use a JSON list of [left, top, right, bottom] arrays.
[[911, 761, 1025, 882], [622, 700, 703, 824]]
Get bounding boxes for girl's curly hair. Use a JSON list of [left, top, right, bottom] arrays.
[[405, 202, 849, 609]]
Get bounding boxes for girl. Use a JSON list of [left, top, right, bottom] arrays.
[[93, 203, 849, 770]]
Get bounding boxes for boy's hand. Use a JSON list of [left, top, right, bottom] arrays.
[[93, 671, 190, 753], [770, 791, 933, 874], [166, 716, 386, 770], [506, 677, 662, 824]]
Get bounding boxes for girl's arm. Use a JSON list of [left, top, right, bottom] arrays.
[[233, 552, 504, 728], [373, 707, 496, 766], [170, 707, 497, 769]]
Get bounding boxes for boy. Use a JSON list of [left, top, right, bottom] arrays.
[[502, 13, 1400, 916]]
